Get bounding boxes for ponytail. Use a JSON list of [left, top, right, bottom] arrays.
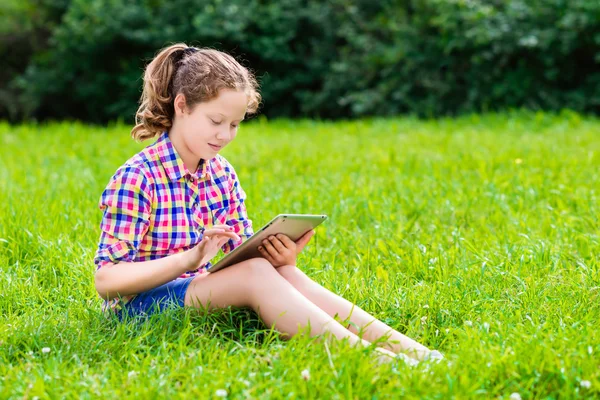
[[131, 43, 187, 141]]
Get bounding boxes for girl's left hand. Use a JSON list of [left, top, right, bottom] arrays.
[[258, 230, 315, 267]]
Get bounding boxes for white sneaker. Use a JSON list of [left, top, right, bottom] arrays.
[[395, 352, 420, 367], [424, 350, 445, 362]]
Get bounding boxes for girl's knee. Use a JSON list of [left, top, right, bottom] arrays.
[[185, 258, 276, 309], [276, 264, 309, 286], [231, 257, 281, 285], [241, 257, 275, 276]]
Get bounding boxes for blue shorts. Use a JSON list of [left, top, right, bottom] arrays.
[[118, 277, 195, 320]]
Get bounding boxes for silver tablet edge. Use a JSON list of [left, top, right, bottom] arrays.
[[208, 214, 327, 272]]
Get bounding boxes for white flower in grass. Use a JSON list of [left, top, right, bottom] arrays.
[[421, 316, 428, 324], [580, 380, 591, 389], [215, 389, 228, 397], [301, 369, 310, 381], [509, 393, 522, 400], [464, 320, 473, 327], [41, 347, 51, 354], [422, 304, 430, 309], [425, 350, 444, 362], [396, 353, 420, 367], [128, 371, 137, 379], [588, 346, 593, 355]]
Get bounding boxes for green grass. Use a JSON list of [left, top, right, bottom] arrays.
[[1, 110, 599, 399]]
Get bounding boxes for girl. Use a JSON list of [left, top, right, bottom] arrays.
[[93, 43, 443, 364]]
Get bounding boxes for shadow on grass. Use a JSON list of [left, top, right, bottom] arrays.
[[98, 305, 280, 347]]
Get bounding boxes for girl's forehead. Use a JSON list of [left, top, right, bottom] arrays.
[[199, 90, 248, 118]]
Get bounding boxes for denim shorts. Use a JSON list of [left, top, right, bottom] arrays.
[[118, 277, 195, 320]]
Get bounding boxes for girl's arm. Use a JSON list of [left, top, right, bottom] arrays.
[[94, 165, 179, 301], [94, 251, 190, 301], [95, 226, 239, 300]]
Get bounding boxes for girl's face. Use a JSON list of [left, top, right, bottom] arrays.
[[173, 88, 248, 162]]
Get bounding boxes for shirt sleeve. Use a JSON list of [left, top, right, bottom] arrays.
[[93, 165, 153, 269], [221, 165, 253, 254]]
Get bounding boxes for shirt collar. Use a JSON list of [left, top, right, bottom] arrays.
[[156, 132, 213, 183]]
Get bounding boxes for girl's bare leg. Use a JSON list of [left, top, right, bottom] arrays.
[[276, 265, 431, 360], [184, 258, 397, 361]]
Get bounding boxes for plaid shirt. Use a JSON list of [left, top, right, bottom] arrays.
[[94, 132, 253, 313]]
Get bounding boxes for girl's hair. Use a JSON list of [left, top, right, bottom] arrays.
[[131, 43, 261, 141]]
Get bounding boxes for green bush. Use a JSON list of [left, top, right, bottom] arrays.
[[326, 0, 600, 117], [2, 0, 599, 122], [0, 0, 70, 119]]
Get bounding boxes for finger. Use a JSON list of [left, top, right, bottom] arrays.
[[203, 224, 236, 236], [268, 236, 287, 252], [201, 234, 213, 243], [295, 230, 315, 252], [217, 232, 241, 242], [211, 224, 234, 232], [296, 230, 315, 244], [276, 234, 296, 249], [203, 228, 225, 237], [261, 239, 280, 259], [217, 237, 230, 248], [258, 246, 275, 265], [205, 230, 239, 241], [208, 233, 239, 244]]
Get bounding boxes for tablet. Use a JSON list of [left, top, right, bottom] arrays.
[[208, 214, 328, 272]]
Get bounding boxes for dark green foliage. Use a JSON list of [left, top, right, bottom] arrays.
[[1, 0, 599, 122]]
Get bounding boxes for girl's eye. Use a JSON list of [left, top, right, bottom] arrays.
[[211, 119, 222, 125], [231, 124, 239, 128]]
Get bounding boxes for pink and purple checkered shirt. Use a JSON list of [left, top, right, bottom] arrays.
[[94, 132, 253, 313]]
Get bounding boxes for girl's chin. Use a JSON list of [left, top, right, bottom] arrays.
[[196, 150, 218, 160]]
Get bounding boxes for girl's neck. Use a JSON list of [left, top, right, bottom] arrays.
[[168, 125, 201, 174]]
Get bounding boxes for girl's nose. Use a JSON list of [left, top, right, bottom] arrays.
[[215, 127, 230, 141]]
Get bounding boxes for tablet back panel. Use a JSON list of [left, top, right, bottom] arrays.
[[209, 214, 327, 272]]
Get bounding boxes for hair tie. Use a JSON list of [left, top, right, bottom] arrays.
[[173, 47, 198, 66], [183, 47, 199, 56]]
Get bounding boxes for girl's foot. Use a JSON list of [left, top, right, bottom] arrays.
[[395, 352, 420, 367], [424, 350, 445, 363], [392, 350, 444, 367], [372, 347, 400, 364], [372, 348, 444, 366]]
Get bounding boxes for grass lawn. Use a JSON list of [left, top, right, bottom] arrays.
[[0, 111, 599, 399]]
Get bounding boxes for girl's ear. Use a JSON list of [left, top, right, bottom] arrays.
[[174, 93, 187, 116]]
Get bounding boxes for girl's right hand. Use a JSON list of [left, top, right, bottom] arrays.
[[180, 225, 240, 273]]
